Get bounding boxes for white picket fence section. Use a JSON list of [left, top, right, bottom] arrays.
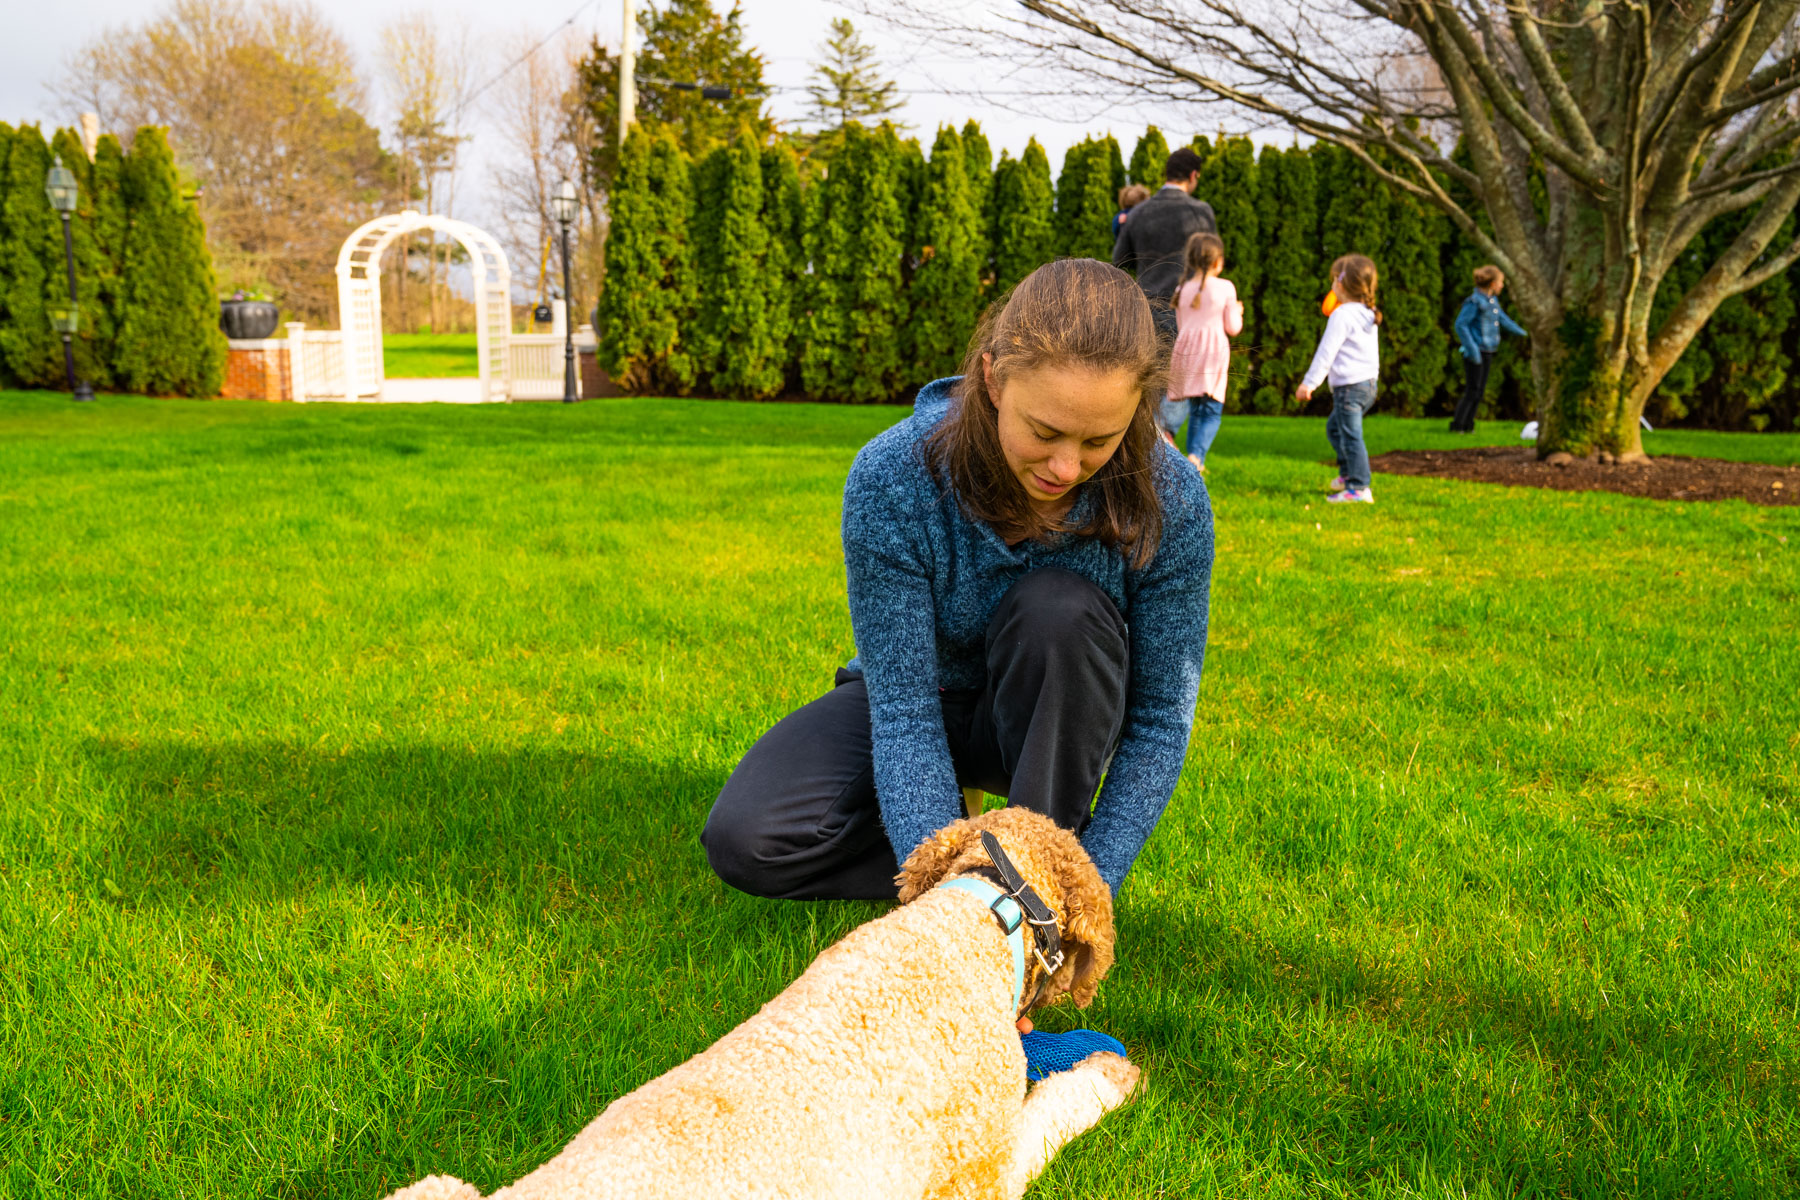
[[284, 323, 349, 400], [508, 332, 596, 400]]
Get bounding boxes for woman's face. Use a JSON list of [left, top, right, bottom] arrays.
[[985, 356, 1141, 513]]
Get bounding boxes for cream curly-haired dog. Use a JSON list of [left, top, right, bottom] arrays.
[[384, 807, 1138, 1200]]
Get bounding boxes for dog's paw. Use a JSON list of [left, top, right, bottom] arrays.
[[1077, 1050, 1142, 1105], [381, 1175, 482, 1200]]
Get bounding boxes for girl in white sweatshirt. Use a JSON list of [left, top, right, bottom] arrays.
[[1296, 255, 1383, 504]]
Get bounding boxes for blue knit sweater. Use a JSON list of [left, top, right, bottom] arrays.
[[841, 378, 1214, 893]]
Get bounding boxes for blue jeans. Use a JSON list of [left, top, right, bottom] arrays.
[[1324, 380, 1378, 491], [1157, 396, 1225, 463], [1185, 397, 1223, 462]]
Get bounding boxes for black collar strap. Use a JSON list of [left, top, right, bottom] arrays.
[[978, 830, 1065, 1005]]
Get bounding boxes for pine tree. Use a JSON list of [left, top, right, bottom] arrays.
[[908, 125, 982, 384], [0, 124, 67, 388], [759, 141, 805, 394], [113, 126, 225, 396], [1196, 136, 1261, 408], [1129, 127, 1171, 189], [1056, 138, 1116, 260], [804, 19, 904, 131], [801, 122, 906, 401], [689, 130, 784, 398], [580, 0, 772, 193], [597, 127, 697, 393], [1250, 146, 1320, 413], [992, 139, 1056, 294]]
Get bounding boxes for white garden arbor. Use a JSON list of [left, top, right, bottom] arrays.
[[335, 211, 512, 402]]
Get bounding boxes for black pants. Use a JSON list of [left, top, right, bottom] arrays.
[[1451, 352, 1493, 431], [701, 568, 1130, 900]]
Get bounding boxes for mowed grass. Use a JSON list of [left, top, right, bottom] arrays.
[[1, 391, 1797, 1199], [383, 332, 480, 378]]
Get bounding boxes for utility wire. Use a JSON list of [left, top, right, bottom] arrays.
[[454, 0, 601, 122]]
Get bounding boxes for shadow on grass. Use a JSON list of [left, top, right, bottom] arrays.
[[81, 739, 743, 913]]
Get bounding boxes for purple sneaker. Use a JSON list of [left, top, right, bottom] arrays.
[[1326, 487, 1374, 504], [1328, 475, 1345, 491]]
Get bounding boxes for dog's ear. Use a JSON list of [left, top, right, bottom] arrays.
[[1031, 841, 1116, 1010], [895, 817, 977, 903]]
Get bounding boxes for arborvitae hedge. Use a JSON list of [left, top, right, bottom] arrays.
[[598, 127, 697, 393], [0, 124, 67, 389], [593, 122, 1800, 427], [1198, 136, 1260, 399], [962, 121, 993, 254], [908, 125, 983, 384], [1250, 145, 1319, 413], [991, 139, 1056, 295], [113, 127, 225, 397], [1055, 137, 1117, 261], [760, 142, 805, 394], [800, 122, 907, 402], [51, 126, 126, 391], [691, 130, 784, 399], [1129, 127, 1170, 189]]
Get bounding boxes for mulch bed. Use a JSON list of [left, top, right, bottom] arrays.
[[1370, 445, 1800, 506]]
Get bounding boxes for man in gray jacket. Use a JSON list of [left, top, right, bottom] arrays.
[[1112, 146, 1219, 341]]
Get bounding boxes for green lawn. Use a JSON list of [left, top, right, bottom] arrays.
[[2, 392, 1797, 1198], [383, 332, 480, 378]]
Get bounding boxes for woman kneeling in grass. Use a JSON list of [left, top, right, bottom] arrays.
[[703, 258, 1213, 916]]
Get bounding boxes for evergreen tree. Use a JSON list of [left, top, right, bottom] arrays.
[[0, 125, 67, 388], [992, 139, 1056, 294], [1377, 181, 1449, 417], [961, 120, 993, 283], [1196, 136, 1260, 408], [1129, 127, 1170, 189], [1102, 134, 1127, 198], [908, 125, 982, 384], [111, 126, 225, 396], [804, 19, 904, 131], [689, 130, 784, 398], [759, 141, 806, 393], [1649, 201, 1794, 430], [1249, 146, 1319, 414], [801, 122, 906, 401], [597, 127, 697, 393], [42, 128, 122, 390], [580, 0, 772, 192], [1056, 138, 1116, 260]]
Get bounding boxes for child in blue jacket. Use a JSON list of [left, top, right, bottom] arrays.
[[1450, 265, 1527, 432]]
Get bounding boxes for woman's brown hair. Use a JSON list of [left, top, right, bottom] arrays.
[[924, 258, 1167, 568], [1332, 253, 1383, 324], [1179, 232, 1225, 308]]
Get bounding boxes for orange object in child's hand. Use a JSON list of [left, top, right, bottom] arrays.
[[1320, 289, 1340, 316]]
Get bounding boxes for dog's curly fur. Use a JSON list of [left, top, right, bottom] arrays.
[[381, 809, 1138, 1200]]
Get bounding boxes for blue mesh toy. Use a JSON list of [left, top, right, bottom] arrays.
[[1020, 1029, 1128, 1082]]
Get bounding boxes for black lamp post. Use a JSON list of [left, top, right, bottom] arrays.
[[551, 179, 580, 404], [45, 156, 94, 403]]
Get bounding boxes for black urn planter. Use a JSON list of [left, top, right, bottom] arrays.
[[219, 299, 280, 340]]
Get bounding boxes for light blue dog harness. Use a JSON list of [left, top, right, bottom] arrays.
[[937, 876, 1029, 1012]]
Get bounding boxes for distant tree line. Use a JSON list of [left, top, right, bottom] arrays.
[[599, 122, 1800, 431], [0, 123, 222, 397]]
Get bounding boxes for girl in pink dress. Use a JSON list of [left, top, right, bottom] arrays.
[[1166, 232, 1243, 472]]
